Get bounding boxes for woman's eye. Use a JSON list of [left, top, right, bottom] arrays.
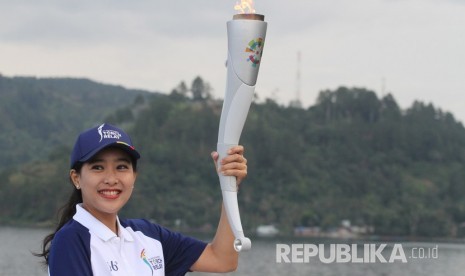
[[91, 165, 104, 170], [117, 164, 129, 170]]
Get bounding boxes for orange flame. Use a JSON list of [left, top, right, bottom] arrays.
[[234, 0, 256, 14]]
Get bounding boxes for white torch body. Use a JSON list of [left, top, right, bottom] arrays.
[[217, 14, 267, 252]]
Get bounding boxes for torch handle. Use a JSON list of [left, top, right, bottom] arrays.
[[217, 143, 240, 192], [217, 144, 251, 251], [223, 190, 251, 251], [217, 143, 252, 252]]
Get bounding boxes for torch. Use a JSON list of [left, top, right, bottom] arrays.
[[216, 1, 267, 252]]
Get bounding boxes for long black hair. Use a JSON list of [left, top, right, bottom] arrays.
[[35, 150, 138, 264], [34, 162, 84, 264]]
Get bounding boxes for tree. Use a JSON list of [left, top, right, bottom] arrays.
[[170, 81, 188, 99], [191, 76, 212, 101]]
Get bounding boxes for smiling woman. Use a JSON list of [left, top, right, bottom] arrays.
[[69, 147, 138, 233], [34, 123, 249, 275]]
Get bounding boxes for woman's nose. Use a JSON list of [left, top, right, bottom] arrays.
[[104, 170, 118, 185]]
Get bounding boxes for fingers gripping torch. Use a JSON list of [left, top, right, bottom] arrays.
[[217, 13, 267, 252]]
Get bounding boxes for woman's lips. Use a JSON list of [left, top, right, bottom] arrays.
[[98, 189, 122, 199]]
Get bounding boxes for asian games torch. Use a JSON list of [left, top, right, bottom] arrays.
[[217, 0, 267, 252]]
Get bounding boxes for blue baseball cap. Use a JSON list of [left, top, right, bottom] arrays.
[[70, 123, 140, 168]]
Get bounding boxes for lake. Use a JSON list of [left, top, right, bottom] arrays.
[[1, 226, 465, 276]]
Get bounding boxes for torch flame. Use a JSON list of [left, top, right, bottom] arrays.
[[234, 0, 256, 14]]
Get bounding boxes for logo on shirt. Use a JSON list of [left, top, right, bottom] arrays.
[[107, 260, 119, 272], [141, 249, 163, 275]]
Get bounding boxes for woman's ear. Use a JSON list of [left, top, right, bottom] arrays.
[[70, 169, 80, 187]]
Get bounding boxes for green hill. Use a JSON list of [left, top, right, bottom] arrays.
[[1, 76, 465, 239], [0, 75, 152, 168]]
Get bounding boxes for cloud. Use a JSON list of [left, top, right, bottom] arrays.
[[0, 0, 236, 45], [1, 0, 465, 122]]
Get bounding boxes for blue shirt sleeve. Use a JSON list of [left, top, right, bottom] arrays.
[[123, 219, 207, 276], [48, 221, 93, 276], [159, 225, 208, 275]]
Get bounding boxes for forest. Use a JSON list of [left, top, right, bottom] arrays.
[[1, 74, 465, 238]]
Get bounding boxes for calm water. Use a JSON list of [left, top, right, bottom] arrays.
[[2, 226, 465, 276]]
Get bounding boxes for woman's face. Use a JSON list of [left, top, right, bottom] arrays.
[[70, 147, 137, 221]]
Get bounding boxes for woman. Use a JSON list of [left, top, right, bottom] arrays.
[[36, 123, 248, 275]]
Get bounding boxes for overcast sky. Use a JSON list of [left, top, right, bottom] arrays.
[[1, 0, 464, 122]]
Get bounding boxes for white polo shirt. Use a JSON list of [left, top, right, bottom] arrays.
[[48, 204, 207, 276]]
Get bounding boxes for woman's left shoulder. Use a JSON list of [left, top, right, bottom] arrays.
[[121, 218, 160, 231], [120, 218, 192, 244]]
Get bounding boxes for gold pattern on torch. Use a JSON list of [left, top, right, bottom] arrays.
[[234, 0, 256, 14]]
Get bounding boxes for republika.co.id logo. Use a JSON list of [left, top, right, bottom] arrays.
[[276, 243, 439, 264]]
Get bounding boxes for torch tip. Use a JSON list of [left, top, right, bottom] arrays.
[[233, 13, 264, 21], [234, 237, 252, 252]]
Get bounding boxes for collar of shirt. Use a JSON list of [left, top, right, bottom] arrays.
[[73, 204, 134, 243]]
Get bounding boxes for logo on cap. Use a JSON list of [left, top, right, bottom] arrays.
[[98, 124, 122, 142]]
